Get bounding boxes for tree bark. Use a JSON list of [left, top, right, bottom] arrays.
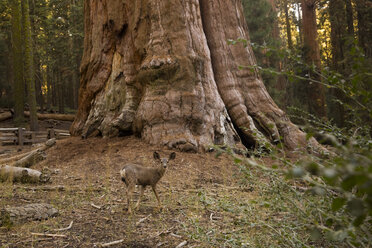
[[21, 0, 39, 131], [267, 0, 280, 40], [283, 0, 293, 49], [329, 0, 349, 126], [10, 0, 25, 126], [356, 0, 372, 58], [345, 0, 354, 36], [296, 2, 303, 45], [301, 0, 326, 119], [71, 0, 324, 154]]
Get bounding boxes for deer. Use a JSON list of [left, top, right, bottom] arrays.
[[120, 151, 176, 213]]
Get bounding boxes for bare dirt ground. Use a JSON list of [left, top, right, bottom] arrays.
[[0, 133, 257, 248], [0, 121, 340, 248]]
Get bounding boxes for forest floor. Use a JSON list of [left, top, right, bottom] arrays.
[[0, 122, 342, 248]]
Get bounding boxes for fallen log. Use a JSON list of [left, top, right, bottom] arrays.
[[0, 150, 36, 165], [12, 150, 46, 168], [24, 111, 75, 121], [39, 138, 56, 151], [0, 111, 12, 122], [0, 165, 50, 183], [0, 138, 56, 166], [0, 203, 58, 226]]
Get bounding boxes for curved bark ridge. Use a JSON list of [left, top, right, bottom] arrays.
[[199, 0, 324, 153]]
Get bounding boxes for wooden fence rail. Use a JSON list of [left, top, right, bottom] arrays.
[[0, 128, 70, 145]]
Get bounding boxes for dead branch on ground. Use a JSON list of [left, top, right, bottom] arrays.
[[30, 233, 66, 238], [52, 221, 73, 232], [100, 239, 125, 247]]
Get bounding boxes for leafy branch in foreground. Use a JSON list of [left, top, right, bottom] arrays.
[[215, 131, 371, 247]]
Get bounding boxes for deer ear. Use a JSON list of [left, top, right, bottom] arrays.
[[153, 151, 160, 160], [169, 152, 176, 160]]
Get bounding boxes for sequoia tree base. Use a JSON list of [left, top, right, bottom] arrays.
[[70, 0, 326, 155]]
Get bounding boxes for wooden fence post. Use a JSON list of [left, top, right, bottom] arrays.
[[18, 127, 24, 146], [48, 129, 55, 139]]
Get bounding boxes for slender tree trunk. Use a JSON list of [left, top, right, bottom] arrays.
[[329, 0, 348, 126], [52, 69, 57, 108], [267, 0, 287, 108], [345, 0, 354, 36], [296, 2, 303, 45], [10, 0, 25, 125], [301, 0, 326, 119], [284, 0, 293, 49], [6, 38, 14, 107], [71, 0, 324, 154], [35, 61, 44, 113], [329, 0, 346, 72], [73, 63, 79, 109], [46, 67, 52, 110], [57, 71, 64, 114], [267, 0, 280, 39], [21, 0, 38, 131], [355, 0, 372, 58]]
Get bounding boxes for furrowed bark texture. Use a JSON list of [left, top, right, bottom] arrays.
[[71, 0, 322, 153]]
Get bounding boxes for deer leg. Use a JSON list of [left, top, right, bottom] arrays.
[[126, 184, 135, 214], [151, 185, 161, 209], [135, 186, 145, 210]]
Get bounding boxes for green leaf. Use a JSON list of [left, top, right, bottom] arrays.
[[306, 162, 320, 176], [311, 186, 325, 196], [346, 198, 365, 217], [291, 167, 305, 178], [341, 174, 368, 191], [234, 158, 242, 164], [353, 214, 366, 227], [310, 228, 322, 241], [331, 197, 346, 211]]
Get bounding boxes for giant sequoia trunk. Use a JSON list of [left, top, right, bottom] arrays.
[[71, 0, 322, 153]]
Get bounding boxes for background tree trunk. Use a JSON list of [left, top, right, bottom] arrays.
[[329, 0, 348, 126], [10, 0, 25, 126], [301, 0, 326, 119], [283, 0, 293, 49], [356, 0, 372, 58], [71, 0, 323, 154], [21, 0, 38, 131]]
